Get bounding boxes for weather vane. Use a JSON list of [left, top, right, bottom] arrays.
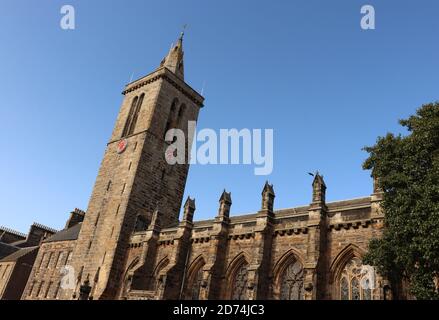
[[181, 24, 188, 39]]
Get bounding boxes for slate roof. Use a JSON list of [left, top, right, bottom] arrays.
[[44, 223, 82, 243], [9, 239, 27, 247], [0, 246, 38, 262], [0, 242, 19, 260]]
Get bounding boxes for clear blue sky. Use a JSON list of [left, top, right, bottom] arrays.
[[0, 0, 438, 233]]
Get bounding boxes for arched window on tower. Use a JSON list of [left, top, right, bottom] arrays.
[[122, 96, 138, 137], [164, 98, 179, 139], [178, 104, 186, 124], [134, 215, 148, 232], [122, 93, 145, 137], [127, 93, 144, 136]]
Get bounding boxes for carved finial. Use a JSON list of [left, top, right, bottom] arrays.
[[219, 189, 232, 205], [261, 181, 275, 211], [312, 172, 326, 204], [218, 189, 232, 219], [183, 196, 196, 222], [262, 181, 275, 196]]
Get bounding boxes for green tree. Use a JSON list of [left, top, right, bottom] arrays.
[[363, 102, 439, 300]]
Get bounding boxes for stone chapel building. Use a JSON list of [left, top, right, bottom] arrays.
[[1, 34, 395, 300]]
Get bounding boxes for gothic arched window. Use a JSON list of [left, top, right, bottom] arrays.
[[280, 260, 304, 300], [127, 93, 144, 136], [339, 257, 372, 300], [122, 96, 138, 137], [178, 104, 186, 123], [134, 215, 148, 232], [122, 93, 144, 137], [340, 277, 349, 300], [191, 268, 203, 300], [231, 263, 249, 300], [164, 98, 179, 139], [151, 258, 169, 291]]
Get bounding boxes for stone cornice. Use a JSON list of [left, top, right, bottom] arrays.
[[327, 217, 384, 231], [274, 227, 308, 236], [122, 67, 204, 107]]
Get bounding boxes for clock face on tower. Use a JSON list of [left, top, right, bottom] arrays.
[[117, 139, 128, 154]]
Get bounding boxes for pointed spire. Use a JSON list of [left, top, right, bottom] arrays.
[[160, 33, 185, 79], [183, 196, 196, 222], [261, 181, 275, 211]]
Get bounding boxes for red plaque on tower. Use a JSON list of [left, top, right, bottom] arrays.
[[117, 139, 128, 154]]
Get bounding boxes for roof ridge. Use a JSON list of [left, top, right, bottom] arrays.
[[32, 222, 58, 234], [0, 225, 26, 238], [326, 196, 371, 204]]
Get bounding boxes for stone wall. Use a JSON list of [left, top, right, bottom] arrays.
[[120, 179, 386, 300], [22, 240, 75, 300]]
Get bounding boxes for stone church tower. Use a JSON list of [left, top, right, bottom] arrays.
[[67, 33, 204, 300]]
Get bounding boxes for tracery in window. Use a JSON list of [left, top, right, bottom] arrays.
[[340, 277, 349, 300], [351, 278, 360, 300], [280, 260, 304, 300], [191, 267, 203, 300], [339, 257, 372, 300], [231, 263, 249, 300]]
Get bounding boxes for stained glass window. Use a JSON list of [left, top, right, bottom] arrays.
[[339, 257, 373, 300], [232, 264, 249, 300], [351, 278, 360, 300], [341, 277, 349, 300], [280, 260, 304, 300]]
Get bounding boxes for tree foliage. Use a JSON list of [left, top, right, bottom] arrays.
[[362, 102, 439, 299]]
